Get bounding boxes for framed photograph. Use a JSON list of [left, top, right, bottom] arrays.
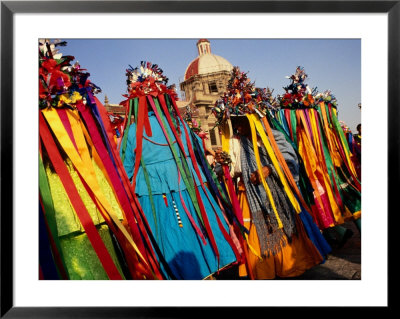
[[1, 0, 395, 317]]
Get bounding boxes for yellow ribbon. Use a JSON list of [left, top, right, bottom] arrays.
[[295, 113, 336, 226], [220, 121, 233, 200], [246, 114, 283, 229], [73, 111, 125, 212], [249, 113, 301, 213], [318, 103, 342, 167], [222, 119, 263, 258], [244, 232, 262, 260], [303, 109, 344, 224], [221, 120, 232, 152]]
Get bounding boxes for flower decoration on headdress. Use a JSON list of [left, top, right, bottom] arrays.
[[211, 66, 276, 127], [124, 61, 178, 101], [278, 66, 317, 109], [253, 87, 279, 109], [314, 90, 338, 108], [39, 39, 101, 109]]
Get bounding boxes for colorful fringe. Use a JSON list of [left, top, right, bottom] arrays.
[[271, 102, 361, 230]]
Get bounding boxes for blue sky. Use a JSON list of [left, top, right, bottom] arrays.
[[59, 38, 361, 132]]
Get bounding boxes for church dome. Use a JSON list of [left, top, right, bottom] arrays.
[[184, 39, 233, 81]]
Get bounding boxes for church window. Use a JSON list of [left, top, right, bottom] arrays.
[[208, 81, 218, 93]]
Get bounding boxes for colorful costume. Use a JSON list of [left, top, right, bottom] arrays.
[[273, 67, 361, 232], [211, 67, 330, 279], [234, 132, 326, 279], [39, 40, 160, 280], [120, 62, 238, 279]]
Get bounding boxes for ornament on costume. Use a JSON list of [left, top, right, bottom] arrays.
[[39, 39, 101, 110], [278, 66, 318, 109], [124, 61, 177, 101], [120, 60, 181, 143], [314, 90, 339, 108]]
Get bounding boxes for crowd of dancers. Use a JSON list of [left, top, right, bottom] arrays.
[[39, 40, 361, 280]]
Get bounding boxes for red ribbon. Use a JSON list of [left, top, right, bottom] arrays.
[[223, 165, 244, 225], [284, 109, 293, 140], [131, 96, 147, 193], [177, 168, 207, 245], [94, 97, 118, 150], [58, 108, 78, 152], [168, 95, 242, 265], [330, 171, 345, 212], [222, 165, 253, 278]]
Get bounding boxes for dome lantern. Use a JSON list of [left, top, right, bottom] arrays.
[[197, 39, 211, 55]]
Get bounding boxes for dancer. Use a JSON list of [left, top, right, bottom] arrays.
[[212, 67, 329, 279], [120, 62, 239, 279], [274, 67, 361, 246], [39, 40, 158, 280]]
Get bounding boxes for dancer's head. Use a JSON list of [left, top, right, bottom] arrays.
[[231, 115, 250, 137]]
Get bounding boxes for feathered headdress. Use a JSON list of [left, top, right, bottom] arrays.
[[278, 66, 317, 109], [123, 61, 177, 101], [211, 66, 276, 127], [278, 67, 339, 109]]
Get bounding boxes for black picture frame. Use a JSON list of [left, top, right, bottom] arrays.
[[1, 0, 395, 317]]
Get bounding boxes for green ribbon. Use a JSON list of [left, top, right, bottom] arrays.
[[152, 97, 205, 228], [140, 158, 159, 241], [316, 108, 361, 213], [268, 110, 315, 208], [290, 110, 297, 146], [130, 98, 159, 240]]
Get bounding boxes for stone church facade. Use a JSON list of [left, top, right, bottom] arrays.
[[179, 39, 233, 150]]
